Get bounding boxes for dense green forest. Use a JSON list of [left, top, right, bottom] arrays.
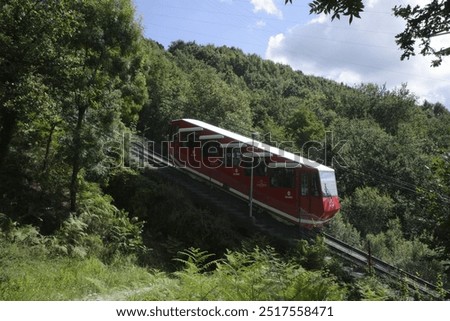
[[1, 0, 449, 300]]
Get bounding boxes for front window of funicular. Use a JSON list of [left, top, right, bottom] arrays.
[[319, 170, 338, 197]]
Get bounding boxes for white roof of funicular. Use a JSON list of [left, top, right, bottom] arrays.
[[179, 119, 335, 172]]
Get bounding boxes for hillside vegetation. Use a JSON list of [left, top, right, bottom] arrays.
[[1, 0, 449, 300]]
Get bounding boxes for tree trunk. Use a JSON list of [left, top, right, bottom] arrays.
[[69, 106, 86, 213], [42, 122, 57, 172], [0, 110, 17, 170]]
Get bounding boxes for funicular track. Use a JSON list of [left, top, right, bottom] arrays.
[[130, 138, 449, 300], [323, 233, 448, 299]]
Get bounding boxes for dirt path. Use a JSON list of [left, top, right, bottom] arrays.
[[81, 286, 153, 301]]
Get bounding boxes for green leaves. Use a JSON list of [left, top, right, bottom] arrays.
[[367, 219, 444, 283], [289, 0, 366, 24], [286, 103, 326, 148], [0, 0, 75, 166], [174, 248, 220, 274], [341, 186, 395, 236], [0, 0, 148, 218], [394, 1, 450, 66], [160, 246, 346, 301]]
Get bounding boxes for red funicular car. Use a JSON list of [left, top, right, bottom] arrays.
[[169, 119, 340, 228]]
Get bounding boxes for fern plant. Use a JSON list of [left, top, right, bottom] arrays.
[[215, 248, 266, 300], [173, 248, 222, 300]]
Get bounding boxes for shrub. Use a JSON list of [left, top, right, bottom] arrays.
[[52, 181, 145, 262], [146, 246, 348, 301], [341, 186, 395, 236], [293, 237, 328, 270], [106, 169, 245, 267], [324, 213, 362, 248], [367, 219, 444, 283]]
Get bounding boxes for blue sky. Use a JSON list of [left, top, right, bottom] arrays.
[[133, 0, 450, 108], [133, 0, 311, 55]]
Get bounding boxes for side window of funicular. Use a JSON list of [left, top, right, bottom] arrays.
[[179, 132, 187, 147], [179, 131, 200, 148], [187, 132, 199, 149], [202, 141, 221, 157], [242, 157, 267, 176], [225, 147, 242, 167], [269, 168, 294, 188]]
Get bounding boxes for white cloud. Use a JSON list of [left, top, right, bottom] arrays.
[[265, 0, 450, 107], [307, 13, 327, 25], [267, 33, 284, 50], [266, 33, 289, 64], [255, 20, 267, 28], [250, 0, 283, 18], [366, 0, 379, 9], [331, 70, 362, 84]]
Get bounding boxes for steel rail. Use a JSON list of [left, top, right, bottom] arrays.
[[323, 232, 448, 299]]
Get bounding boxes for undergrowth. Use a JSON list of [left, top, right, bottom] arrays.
[[0, 240, 153, 300], [1, 227, 400, 301], [129, 246, 347, 301]]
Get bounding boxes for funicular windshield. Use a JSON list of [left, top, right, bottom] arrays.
[[319, 170, 338, 197]]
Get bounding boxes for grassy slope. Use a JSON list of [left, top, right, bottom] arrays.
[[0, 243, 154, 300]]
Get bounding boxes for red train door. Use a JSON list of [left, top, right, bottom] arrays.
[[299, 170, 311, 213], [299, 169, 322, 218]]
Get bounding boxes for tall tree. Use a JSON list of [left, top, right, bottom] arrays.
[[137, 40, 190, 140], [61, 0, 147, 212], [0, 0, 74, 169]]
